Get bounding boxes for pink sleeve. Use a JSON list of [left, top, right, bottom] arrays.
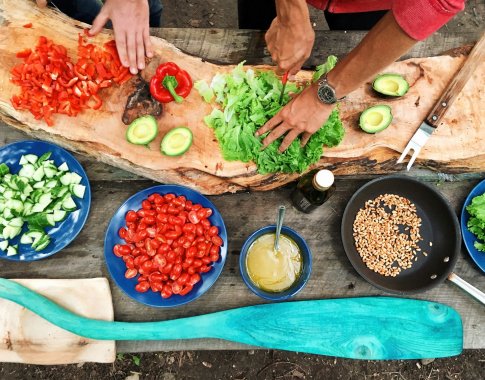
[[392, 0, 465, 40]]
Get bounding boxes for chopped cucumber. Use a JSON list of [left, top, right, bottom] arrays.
[[20, 234, 33, 244], [6, 245, 18, 256], [0, 241, 8, 251], [0, 153, 86, 255], [62, 196, 77, 212]]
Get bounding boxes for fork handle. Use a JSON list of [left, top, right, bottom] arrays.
[[426, 32, 485, 128]]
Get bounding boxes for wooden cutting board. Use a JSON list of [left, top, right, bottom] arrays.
[[0, 0, 484, 195], [0, 278, 115, 364]]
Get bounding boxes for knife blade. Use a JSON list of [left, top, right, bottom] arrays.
[[278, 71, 289, 104]]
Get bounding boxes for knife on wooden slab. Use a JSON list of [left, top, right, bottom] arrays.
[[398, 32, 485, 170], [0, 278, 462, 360]]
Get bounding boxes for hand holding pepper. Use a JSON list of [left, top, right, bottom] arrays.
[[150, 62, 193, 104]]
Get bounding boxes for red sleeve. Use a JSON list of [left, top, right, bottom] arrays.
[[392, 0, 465, 41]]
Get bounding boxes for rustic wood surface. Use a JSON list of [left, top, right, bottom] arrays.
[[1, 128, 485, 353], [0, 278, 115, 364], [1, 1, 484, 354], [1, 0, 485, 195]]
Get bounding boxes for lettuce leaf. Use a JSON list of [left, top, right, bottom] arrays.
[[466, 193, 485, 252], [197, 57, 344, 174]]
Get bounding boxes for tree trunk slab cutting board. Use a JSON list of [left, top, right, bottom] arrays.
[[0, 0, 484, 195], [0, 278, 115, 364]]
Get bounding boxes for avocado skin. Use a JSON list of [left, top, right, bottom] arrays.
[[372, 74, 409, 97], [359, 105, 393, 134]]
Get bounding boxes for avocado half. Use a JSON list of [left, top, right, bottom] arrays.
[[359, 105, 393, 134], [126, 115, 159, 145], [372, 74, 409, 97]]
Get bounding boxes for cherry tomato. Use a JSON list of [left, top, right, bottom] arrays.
[[188, 273, 201, 286], [144, 216, 156, 225], [177, 272, 189, 285], [210, 252, 220, 262], [153, 254, 167, 268], [185, 200, 193, 211], [125, 268, 137, 279], [196, 209, 207, 221], [208, 226, 219, 237], [187, 266, 197, 275], [161, 263, 173, 274], [126, 210, 138, 222], [199, 265, 212, 273], [118, 227, 128, 239], [113, 244, 124, 257], [149, 272, 164, 283], [211, 235, 223, 247], [179, 284, 193, 296], [200, 218, 211, 230], [192, 204, 202, 211], [119, 245, 132, 256], [142, 200, 152, 210], [171, 282, 182, 294], [195, 224, 204, 236], [164, 193, 176, 202], [188, 211, 200, 224], [135, 281, 150, 292]]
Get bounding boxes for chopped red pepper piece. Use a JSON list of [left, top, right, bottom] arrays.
[[10, 30, 133, 126], [23, 23, 33, 28], [149, 62, 193, 103]]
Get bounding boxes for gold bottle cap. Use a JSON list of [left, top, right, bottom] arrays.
[[313, 170, 334, 191]]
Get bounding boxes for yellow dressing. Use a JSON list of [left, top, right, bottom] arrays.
[[246, 234, 302, 292]]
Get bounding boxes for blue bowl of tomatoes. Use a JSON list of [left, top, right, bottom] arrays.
[[104, 184, 227, 307]]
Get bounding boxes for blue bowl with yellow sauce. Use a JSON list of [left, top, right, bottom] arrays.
[[239, 225, 312, 301]]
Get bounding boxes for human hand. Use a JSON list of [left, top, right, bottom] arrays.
[[35, 0, 47, 7], [90, 0, 153, 75], [265, 16, 315, 75], [256, 84, 333, 152]]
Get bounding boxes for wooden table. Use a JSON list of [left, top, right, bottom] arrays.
[[1, 28, 484, 353]]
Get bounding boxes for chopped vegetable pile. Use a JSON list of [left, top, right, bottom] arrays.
[[196, 57, 344, 174], [10, 32, 132, 126], [466, 192, 485, 252], [115, 193, 223, 298], [0, 153, 86, 255]]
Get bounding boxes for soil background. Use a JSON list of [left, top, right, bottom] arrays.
[[1, 0, 484, 379]]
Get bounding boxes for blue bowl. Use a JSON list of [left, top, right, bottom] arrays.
[[0, 140, 91, 261], [239, 225, 312, 301], [461, 178, 485, 273], [104, 184, 228, 307]]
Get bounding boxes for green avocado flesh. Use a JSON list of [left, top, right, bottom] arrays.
[[161, 127, 193, 156], [372, 74, 409, 97], [126, 115, 158, 145], [359, 105, 393, 134]]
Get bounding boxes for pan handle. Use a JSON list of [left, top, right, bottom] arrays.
[[448, 273, 485, 305]]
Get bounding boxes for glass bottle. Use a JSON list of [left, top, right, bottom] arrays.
[[291, 169, 335, 213]]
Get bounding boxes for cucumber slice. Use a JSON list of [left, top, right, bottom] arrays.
[[32, 166, 45, 182], [18, 164, 35, 178], [24, 154, 38, 164], [44, 166, 58, 179], [62, 196, 77, 212], [33, 180, 46, 189], [19, 155, 28, 165], [58, 162, 69, 172], [3, 225, 21, 240], [20, 234, 33, 245], [34, 235, 50, 251], [60, 173, 72, 186], [26, 231, 44, 241], [126, 115, 158, 145], [6, 245, 18, 256], [71, 184, 86, 199], [70, 173, 82, 185], [7, 200, 24, 214], [0, 240, 8, 251], [161, 127, 193, 156], [45, 180, 58, 189], [8, 217, 24, 228], [53, 209, 67, 222], [31, 233, 46, 249], [36, 152, 52, 166], [0, 163, 10, 176]]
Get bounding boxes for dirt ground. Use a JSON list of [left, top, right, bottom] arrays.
[[0, 1, 484, 379]]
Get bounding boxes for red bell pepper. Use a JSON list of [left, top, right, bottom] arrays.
[[149, 62, 192, 104]]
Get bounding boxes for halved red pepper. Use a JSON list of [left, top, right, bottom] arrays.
[[149, 62, 192, 103]]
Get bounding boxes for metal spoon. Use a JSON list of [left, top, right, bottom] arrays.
[[274, 205, 286, 253]]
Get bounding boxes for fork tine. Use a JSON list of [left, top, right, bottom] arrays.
[[406, 147, 421, 171], [397, 145, 412, 164]]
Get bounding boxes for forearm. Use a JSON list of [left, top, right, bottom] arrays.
[[275, 0, 310, 26], [327, 11, 417, 98]]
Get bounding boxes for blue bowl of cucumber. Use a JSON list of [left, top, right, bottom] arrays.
[[0, 140, 91, 261]]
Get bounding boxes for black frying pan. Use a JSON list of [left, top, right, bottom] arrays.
[[341, 175, 485, 304]]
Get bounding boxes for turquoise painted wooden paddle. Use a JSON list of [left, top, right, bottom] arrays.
[[0, 279, 462, 359]]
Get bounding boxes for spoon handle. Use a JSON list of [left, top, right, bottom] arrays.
[[274, 205, 286, 251]]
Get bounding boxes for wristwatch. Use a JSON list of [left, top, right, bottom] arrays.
[[317, 74, 346, 105]]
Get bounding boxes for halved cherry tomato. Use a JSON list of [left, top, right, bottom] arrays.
[[135, 281, 150, 292], [125, 268, 138, 279]]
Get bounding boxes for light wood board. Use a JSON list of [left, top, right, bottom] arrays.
[[0, 278, 115, 364]]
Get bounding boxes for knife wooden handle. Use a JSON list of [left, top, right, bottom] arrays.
[[426, 32, 485, 128]]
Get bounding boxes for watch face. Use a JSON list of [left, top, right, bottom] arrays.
[[318, 84, 336, 104]]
